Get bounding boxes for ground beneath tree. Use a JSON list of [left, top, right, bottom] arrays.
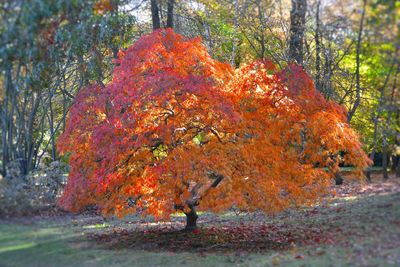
[[1, 174, 400, 267]]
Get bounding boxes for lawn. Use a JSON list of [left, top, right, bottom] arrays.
[[1, 176, 399, 267]]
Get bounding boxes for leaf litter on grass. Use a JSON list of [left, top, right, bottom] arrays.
[[85, 174, 400, 262], [1, 174, 400, 266]]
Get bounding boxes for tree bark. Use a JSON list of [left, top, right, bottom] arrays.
[[335, 172, 343, 185], [393, 68, 400, 178], [396, 113, 400, 178], [166, 0, 174, 28], [315, 0, 321, 91], [184, 206, 198, 231], [1, 66, 11, 175], [151, 0, 160, 30], [393, 112, 400, 176], [366, 63, 394, 180], [383, 62, 399, 179], [396, 144, 400, 178], [347, 0, 367, 122], [230, 0, 240, 66], [288, 0, 307, 65], [396, 159, 400, 178], [203, 9, 213, 56], [382, 141, 389, 179], [257, 1, 266, 59], [322, 39, 334, 98]]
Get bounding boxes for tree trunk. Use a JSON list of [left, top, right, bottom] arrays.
[[394, 71, 400, 178], [367, 115, 379, 182], [288, 0, 307, 65], [257, 1, 266, 59], [393, 110, 400, 177], [393, 155, 399, 172], [1, 66, 11, 176], [335, 172, 343, 185], [184, 206, 198, 231], [151, 0, 161, 30], [382, 145, 389, 179], [366, 62, 395, 180], [110, 0, 120, 59], [230, 0, 240, 66], [48, 93, 56, 161], [396, 151, 400, 178], [315, 0, 321, 91], [323, 40, 334, 98], [347, 0, 367, 122], [166, 0, 174, 28], [396, 119, 400, 178], [203, 9, 213, 56], [366, 150, 375, 182], [382, 62, 399, 179]]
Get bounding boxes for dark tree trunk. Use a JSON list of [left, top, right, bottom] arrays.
[[396, 124, 400, 178], [366, 119, 379, 182], [111, 0, 121, 60], [315, 0, 321, 90], [396, 154, 400, 178], [335, 172, 343, 185], [184, 206, 198, 231], [394, 72, 400, 178], [382, 63, 399, 179], [367, 62, 396, 180], [166, 0, 174, 28], [151, 0, 160, 30], [257, 1, 266, 59], [366, 151, 375, 182], [288, 0, 307, 65], [382, 148, 389, 179], [1, 66, 11, 176], [382, 105, 392, 180], [230, 0, 239, 66], [392, 155, 398, 172], [393, 113, 400, 177], [347, 0, 367, 122]]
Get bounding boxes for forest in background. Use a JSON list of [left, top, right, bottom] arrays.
[[0, 0, 398, 179], [1, 1, 400, 266]]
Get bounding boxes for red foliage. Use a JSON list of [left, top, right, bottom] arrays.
[[58, 29, 370, 219]]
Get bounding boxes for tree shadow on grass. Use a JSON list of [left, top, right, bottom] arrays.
[[87, 187, 400, 254], [87, 222, 336, 253]]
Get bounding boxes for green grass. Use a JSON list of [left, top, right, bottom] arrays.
[[322, 166, 385, 172], [0, 222, 239, 267], [0, 182, 399, 267]]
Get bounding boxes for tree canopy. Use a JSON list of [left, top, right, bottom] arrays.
[[58, 29, 369, 229]]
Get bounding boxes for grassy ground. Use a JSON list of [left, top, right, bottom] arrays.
[[0, 175, 400, 267]]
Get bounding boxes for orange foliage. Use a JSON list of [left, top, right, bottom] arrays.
[[58, 29, 370, 219], [94, 0, 113, 15]]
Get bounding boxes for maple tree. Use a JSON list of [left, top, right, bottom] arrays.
[[58, 29, 370, 230]]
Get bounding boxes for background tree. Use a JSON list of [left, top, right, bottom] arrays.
[[288, 0, 307, 64], [151, 0, 161, 29], [1, 0, 398, 186], [346, 0, 366, 122], [0, 0, 137, 176], [167, 0, 175, 28], [150, 0, 175, 30]]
